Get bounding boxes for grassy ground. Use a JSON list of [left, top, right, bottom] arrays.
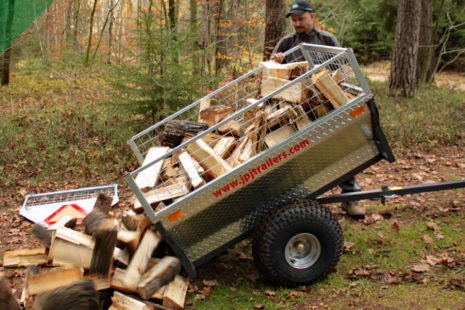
[[0, 63, 464, 309]]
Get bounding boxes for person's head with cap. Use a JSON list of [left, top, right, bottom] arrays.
[[286, 0, 316, 35]]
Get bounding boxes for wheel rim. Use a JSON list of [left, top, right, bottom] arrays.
[[284, 233, 321, 269]]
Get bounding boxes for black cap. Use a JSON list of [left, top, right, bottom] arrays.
[[286, 0, 314, 18]]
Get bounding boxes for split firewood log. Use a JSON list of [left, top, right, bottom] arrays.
[[311, 68, 350, 108], [198, 105, 234, 128]]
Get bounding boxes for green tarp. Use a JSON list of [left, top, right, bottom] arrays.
[[0, 0, 55, 54]]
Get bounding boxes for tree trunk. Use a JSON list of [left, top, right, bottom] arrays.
[[189, 0, 200, 96], [168, 0, 177, 31], [65, 0, 74, 47], [214, 0, 225, 77], [200, 0, 211, 94], [85, 0, 99, 65], [91, 0, 120, 66], [74, 0, 82, 53], [1, 48, 12, 86], [388, 0, 421, 97], [107, 0, 114, 64], [425, 0, 446, 84], [1, 0, 15, 86], [416, 0, 433, 85], [117, 0, 124, 63], [263, 0, 287, 60]]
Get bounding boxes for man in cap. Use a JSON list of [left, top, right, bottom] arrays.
[[271, 0, 365, 218], [272, 0, 340, 64]]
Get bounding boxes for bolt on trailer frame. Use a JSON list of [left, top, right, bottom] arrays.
[[124, 43, 397, 278]]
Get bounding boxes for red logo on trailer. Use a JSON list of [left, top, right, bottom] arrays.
[[44, 204, 88, 225]]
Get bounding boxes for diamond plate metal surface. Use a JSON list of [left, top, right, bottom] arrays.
[[162, 99, 381, 262]]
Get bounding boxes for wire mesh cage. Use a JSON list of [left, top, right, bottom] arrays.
[[125, 43, 373, 222]]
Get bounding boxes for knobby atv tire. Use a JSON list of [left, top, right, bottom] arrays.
[[252, 200, 343, 287]]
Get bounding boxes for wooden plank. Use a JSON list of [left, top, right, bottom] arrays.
[[311, 68, 349, 108], [178, 152, 205, 188], [213, 136, 237, 159], [162, 275, 189, 310], [123, 229, 162, 291], [109, 291, 150, 310], [264, 125, 297, 148], [3, 248, 48, 268], [27, 267, 83, 296], [134, 183, 190, 210], [218, 120, 241, 137], [134, 147, 170, 192], [198, 105, 234, 127], [136, 256, 181, 300], [261, 77, 309, 103], [187, 138, 232, 178]]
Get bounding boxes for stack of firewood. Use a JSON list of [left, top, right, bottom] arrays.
[[2, 194, 188, 309], [131, 61, 359, 213]]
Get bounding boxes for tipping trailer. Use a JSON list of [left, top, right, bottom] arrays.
[[124, 44, 464, 286]]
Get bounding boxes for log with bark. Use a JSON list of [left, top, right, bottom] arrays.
[[89, 219, 118, 277], [161, 120, 209, 148], [33, 279, 99, 310]]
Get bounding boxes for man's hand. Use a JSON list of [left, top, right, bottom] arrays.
[[271, 52, 285, 64]]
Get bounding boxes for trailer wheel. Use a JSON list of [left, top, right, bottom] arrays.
[[252, 200, 343, 287]]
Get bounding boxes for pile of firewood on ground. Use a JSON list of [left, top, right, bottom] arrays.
[[2, 194, 187, 309], [131, 60, 358, 212]]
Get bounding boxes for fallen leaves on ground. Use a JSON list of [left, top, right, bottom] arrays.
[[411, 263, 431, 273]]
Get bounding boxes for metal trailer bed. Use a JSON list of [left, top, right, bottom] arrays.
[[123, 43, 463, 286]]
